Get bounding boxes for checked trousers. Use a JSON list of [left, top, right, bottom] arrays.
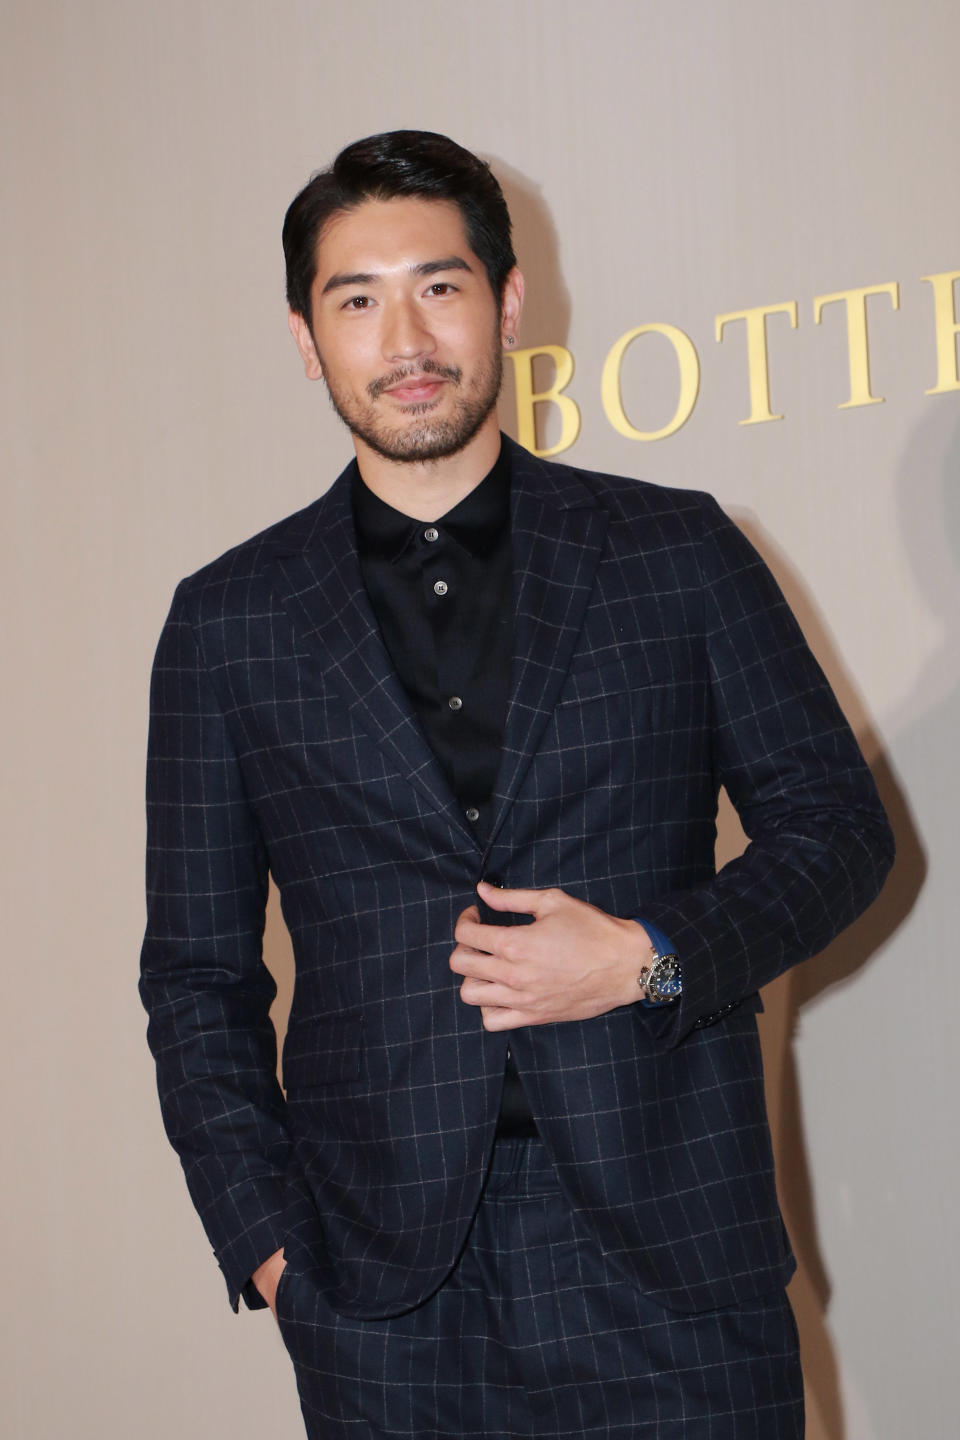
[[275, 1137, 804, 1439]]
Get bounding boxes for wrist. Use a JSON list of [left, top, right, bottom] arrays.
[[610, 916, 653, 1007]]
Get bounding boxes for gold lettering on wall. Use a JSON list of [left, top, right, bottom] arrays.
[[921, 270, 960, 395], [506, 345, 581, 457], [601, 324, 700, 441], [812, 282, 900, 408], [714, 303, 799, 425], [509, 270, 958, 452]]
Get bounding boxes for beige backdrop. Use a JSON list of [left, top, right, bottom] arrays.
[[3, 3, 956, 1438]]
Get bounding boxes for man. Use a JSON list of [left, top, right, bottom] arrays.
[[141, 131, 893, 1438]]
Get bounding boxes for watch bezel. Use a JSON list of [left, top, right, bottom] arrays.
[[643, 950, 682, 1004]]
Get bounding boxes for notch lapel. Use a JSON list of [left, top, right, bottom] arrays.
[[486, 442, 609, 848]]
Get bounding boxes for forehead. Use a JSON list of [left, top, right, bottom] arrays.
[[313, 196, 477, 286]]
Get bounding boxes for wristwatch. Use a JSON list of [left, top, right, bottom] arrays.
[[636, 922, 682, 1005]]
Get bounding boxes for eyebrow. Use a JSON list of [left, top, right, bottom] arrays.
[[320, 256, 474, 296]]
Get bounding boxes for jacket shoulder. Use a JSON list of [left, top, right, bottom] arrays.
[[177, 497, 325, 593], [505, 436, 713, 518], [571, 465, 716, 523], [169, 462, 355, 619], [507, 438, 723, 539]]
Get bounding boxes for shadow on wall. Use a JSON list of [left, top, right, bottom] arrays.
[[490, 157, 573, 450], [725, 471, 934, 1438], [492, 157, 572, 348]]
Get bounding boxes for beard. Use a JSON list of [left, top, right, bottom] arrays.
[[320, 337, 503, 464]]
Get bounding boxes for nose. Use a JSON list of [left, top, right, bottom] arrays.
[[381, 299, 435, 363]]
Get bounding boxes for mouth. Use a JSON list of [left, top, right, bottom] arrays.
[[369, 362, 462, 406], [383, 376, 448, 404]]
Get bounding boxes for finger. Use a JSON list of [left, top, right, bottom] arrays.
[[453, 913, 511, 952], [455, 903, 481, 926], [476, 880, 551, 916], [479, 1005, 526, 1031], [460, 978, 526, 1010], [459, 977, 513, 1007], [449, 947, 513, 985]]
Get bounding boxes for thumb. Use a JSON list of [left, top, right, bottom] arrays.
[[476, 880, 545, 916]]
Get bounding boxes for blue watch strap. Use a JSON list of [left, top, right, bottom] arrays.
[[634, 919, 676, 961]]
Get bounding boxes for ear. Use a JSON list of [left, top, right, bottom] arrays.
[[500, 267, 524, 349], [288, 309, 324, 381]]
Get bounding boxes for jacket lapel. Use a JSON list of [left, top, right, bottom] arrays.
[[486, 440, 609, 847], [267, 466, 474, 841]]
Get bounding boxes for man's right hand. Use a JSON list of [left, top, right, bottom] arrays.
[[251, 1247, 286, 1317]]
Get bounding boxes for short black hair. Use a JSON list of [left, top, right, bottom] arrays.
[[282, 130, 516, 323]]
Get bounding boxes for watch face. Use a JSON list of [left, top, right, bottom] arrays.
[[648, 954, 682, 1003]]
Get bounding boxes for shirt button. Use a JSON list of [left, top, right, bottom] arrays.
[[448, 695, 463, 711], [433, 579, 448, 596], [424, 527, 439, 542], [465, 806, 480, 822]]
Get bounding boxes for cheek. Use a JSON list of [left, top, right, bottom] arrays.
[[316, 325, 380, 383], [439, 305, 496, 350], [323, 350, 374, 399]]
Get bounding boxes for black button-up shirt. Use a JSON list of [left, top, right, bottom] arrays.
[[352, 448, 513, 839]]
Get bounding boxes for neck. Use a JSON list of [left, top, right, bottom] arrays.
[[352, 416, 502, 521]]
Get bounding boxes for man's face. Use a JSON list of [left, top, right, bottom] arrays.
[[291, 197, 520, 464]]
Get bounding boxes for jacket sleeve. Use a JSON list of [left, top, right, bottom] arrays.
[[139, 581, 290, 1309], [638, 494, 895, 1046]]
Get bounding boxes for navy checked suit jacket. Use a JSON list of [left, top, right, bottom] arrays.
[[140, 436, 893, 1320]]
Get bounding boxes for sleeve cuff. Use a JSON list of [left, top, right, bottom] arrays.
[[211, 1184, 289, 1313]]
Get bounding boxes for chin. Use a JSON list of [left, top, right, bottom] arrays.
[[347, 401, 497, 465]]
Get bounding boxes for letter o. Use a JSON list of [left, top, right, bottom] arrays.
[[601, 324, 700, 441]]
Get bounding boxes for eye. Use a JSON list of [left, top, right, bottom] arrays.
[[343, 295, 372, 310], [427, 282, 456, 296]]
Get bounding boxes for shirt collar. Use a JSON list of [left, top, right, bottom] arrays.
[[352, 443, 511, 563]]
